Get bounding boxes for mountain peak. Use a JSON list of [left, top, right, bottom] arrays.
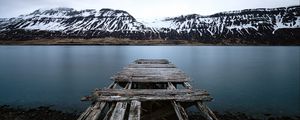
[[30, 7, 74, 15]]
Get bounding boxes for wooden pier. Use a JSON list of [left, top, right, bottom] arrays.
[[78, 59, 218, 120]]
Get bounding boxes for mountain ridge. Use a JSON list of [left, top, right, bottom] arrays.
[[0, 5, 299, 45]]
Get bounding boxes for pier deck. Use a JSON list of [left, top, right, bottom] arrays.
[[78, 59, 218, 120]]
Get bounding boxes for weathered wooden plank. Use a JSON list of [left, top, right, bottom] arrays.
[[109, 82, 132, 120], [115, 73, 187, 78], [114, 73, 187, 78], [93, 82, 210, 102], [95, 94, 212, 102], [127, 64, 176, 68], [171, 101, 189, 120], [103, 103, 116, 120], [94, 89, 208, 96], [122, 67, 182, 71], [128, 100, 141, 120], [116, 69, 185, 75], [113, 77, 189, 82], [85, 102, 106, 120], [114, 74, 188, 78], [135, 59, 169, 64], [110, 102, 128, 120], [196, 102, 219, 120], [111, 66, 190, 82]]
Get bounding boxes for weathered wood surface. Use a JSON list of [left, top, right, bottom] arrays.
[[103, 103, 116, 120], [110, 102, 128, 120], [127, 64, 176, 68], [135, 59, 169, 64], [110, 82, 132, 120], [79, 59, 218, 120], [111, 60, 190, 83], [112, 76, 189, 82], [94, 94, 212, 102], [89, 102, 106, 120], [93, 89, 209, 96], [115, 68, 186, 75]]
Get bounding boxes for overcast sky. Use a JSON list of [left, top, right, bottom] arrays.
[[0, 0, 299, 18]]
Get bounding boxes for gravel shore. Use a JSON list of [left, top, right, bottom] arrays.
[[1, 105, 299, 120]]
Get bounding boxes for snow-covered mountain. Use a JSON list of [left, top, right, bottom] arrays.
[[1, 8, 150, 32], [0, 6, 299, 44]]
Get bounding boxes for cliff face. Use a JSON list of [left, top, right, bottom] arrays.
[[0, 6, 299, 45]]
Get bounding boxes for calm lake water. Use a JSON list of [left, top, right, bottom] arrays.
[[0, 46, 299, 116]]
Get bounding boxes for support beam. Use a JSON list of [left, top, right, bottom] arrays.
[[196, 102, 218, 120], [171, 101, 189, 120], [168, 82, 189, 120], [107, 82, 117, 89]]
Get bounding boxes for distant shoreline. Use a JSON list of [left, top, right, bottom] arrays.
[[0, 38, 213, 46], [1, 38, 299, 46]]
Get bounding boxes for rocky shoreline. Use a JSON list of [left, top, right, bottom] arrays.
[[0, 105, 78, 120], [0, 105, 299, 120]]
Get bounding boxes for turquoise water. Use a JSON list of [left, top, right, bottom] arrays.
[[0, 46, 299, 115]]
